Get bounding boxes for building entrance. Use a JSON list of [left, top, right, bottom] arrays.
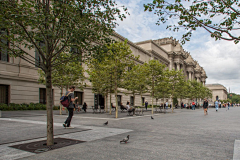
[[94, 94, 105, 107]]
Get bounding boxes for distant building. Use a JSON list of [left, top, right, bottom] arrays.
[[205, 84, 228, 103]]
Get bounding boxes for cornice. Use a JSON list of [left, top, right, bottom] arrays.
[[112, 32, 151, 57], [151, 40, 169, 54], [150, 50, 170, 64], [135, 39, 169, 56]]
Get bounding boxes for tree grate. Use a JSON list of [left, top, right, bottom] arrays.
[[9, 138, 85, 154]]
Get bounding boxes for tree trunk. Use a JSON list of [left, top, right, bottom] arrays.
[[98, 93, 99, 108], [45, 67, 54, 146], [60, 87, 63, 115], [115, 81, 118, 118], [171, 95, 174, 113], [133, 94, 135, 106], [109, 93, 112, 115], [151, 78, 154, 115], [115, 92, 118, 118], [105, 94, 108, 112], [151, 94, 154, 115], [140, 88, 143, 106]]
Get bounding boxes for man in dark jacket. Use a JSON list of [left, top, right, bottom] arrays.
[[145, 100, 148, 111], [203, 99, 208, 116], [63, 86, 78, 128]]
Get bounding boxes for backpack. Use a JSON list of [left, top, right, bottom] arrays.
[[60, 92, 72, 107]]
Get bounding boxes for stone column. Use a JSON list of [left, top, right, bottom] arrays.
[[176, 63, 180, 71], [189, 72, 192, 81], [203, 81, 205, 86], [197, 77, 200, 82], [169, 56, 174, 70]]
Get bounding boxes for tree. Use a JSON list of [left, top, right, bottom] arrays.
[[0, 0, 128, 145], [164, 69, 186, 113], [154, 71, 171, 106], [144, 0, 240, 44], [88, 41, 136, 118], [228, 93, 240, 103], [199, 86, 212, 100], [87, 57, 113, 113], [38, 52, 85, 115], [144, 60, 166, 114], [187, 80, 206, 105], [104, 41, 136, 118], [177, 80, 190, 107], [123, 64, 148, 107]]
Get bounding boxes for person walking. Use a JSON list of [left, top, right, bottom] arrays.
[[215, 100, 219, 112], [227, 102, 230, 110], [192, 101, 195, 110], [63, 86, 78, 129], [165, 101, 168, 110], [145, 100, 148, 111], [203, 99, 208, 115]]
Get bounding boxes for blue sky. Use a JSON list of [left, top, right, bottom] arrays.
[[115, 0, 240, 94]]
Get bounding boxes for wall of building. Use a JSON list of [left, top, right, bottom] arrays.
[[0, 32, 208, 108], [206, 84, 228, 104]]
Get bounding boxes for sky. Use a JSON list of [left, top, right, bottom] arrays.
[[114, 0, 240, 94]]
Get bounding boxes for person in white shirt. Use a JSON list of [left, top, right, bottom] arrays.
[[165, 101, 168, 109]]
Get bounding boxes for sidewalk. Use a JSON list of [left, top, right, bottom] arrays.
[[1, 107, 239, 160]]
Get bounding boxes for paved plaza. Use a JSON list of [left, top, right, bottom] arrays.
[[0, 107, 240, 160]]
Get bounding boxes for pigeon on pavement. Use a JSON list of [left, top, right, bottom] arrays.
[[151, 116, 154, 119], [104, 121, 108, 125], [120, 135, 129, 143]]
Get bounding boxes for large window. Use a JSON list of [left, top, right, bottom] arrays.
[[142, 97, 145, 106], [0, 30, 9, 62], [130, 96, 134, 106], [35, 41, 44, 67], [0, 85, 9, 104], [94, 94, 105, 107], [39, 88, 54, 105], [117, 95, 122, 106]]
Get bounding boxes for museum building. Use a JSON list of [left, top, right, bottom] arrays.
[[0, 32, 208, 108]]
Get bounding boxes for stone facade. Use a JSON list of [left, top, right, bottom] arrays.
[[135, 37, 207, 84], [205, 84, 228, 104], [0, 32, 207, 108]]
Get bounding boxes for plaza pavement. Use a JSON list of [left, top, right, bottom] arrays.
[[0, 107, 240, 160]]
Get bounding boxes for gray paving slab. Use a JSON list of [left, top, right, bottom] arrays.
[[0, 107, 240, 160], [233, 140, 240, 160], [0, 119, 89, 145]]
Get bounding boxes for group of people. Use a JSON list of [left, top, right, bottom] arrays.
[[120, 102, 136, 115], [215, 100, 231, 111], [75, 102, 87, 112], [202, 99, 234, 115], [63, 86, 234, 128]]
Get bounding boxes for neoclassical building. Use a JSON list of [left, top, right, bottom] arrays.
[[0, 32, 207, 107], [205, 84, 228, 103], [135, 36, 207, 84]]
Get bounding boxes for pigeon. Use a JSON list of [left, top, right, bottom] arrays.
[[151, 116, 154, 119], [104, 121, 108, 125], [120, 135, 129, 143]]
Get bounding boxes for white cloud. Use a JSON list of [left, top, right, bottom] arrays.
[[186, 33, 240, 94], [115, 0, 240, 94]]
